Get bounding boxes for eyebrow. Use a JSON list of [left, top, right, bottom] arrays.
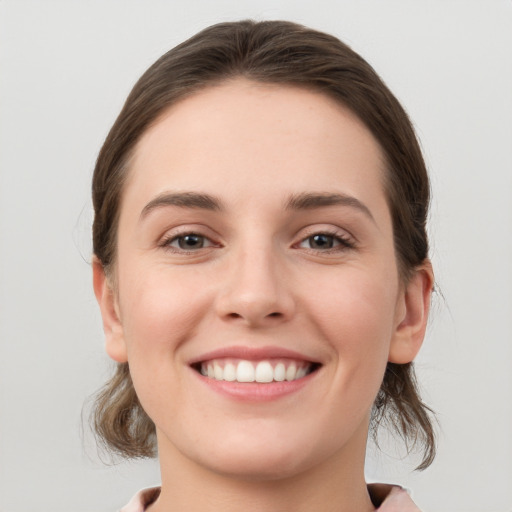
[[140, 190, 375, 224], [285, 192, 375, 223], [140, 192, 224, 220]]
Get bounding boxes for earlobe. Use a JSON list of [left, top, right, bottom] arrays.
[[92, 256, 128, 363], [388, 261, 434, 364]]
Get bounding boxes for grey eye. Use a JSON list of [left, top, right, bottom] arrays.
[[298, 232, 353, 252], [306, 234, 336, 249], [169, 234, 211, 250]]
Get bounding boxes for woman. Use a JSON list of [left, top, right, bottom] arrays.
[[91, 20, 435, 511]]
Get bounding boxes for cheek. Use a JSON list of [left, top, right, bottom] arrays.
[[117, 263, 211, 357], [115, 265, 212, 418], [307, 263, 398, 344], [303, 266, 398, 397]]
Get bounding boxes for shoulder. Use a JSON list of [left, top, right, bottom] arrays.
[[368, 483, 422, 511], [119, 487, 161, 512]]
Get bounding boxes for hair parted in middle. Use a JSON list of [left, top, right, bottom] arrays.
[[91, 19, 435, 469]]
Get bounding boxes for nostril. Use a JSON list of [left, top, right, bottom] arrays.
[[224, 311, 282, 322]]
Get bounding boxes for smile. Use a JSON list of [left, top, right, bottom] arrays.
[[196, 359, 318, 383]]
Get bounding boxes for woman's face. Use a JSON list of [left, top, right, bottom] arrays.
[[97, 79, 423, 479]]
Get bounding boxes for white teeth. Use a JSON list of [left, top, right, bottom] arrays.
[[286, 363, 297, 382], [296, 366, 307, 379], [214, 362, 223, 380], [199, 359, 312, 383], [236, 361, 255, 382], [274, 363, 286, 382], [255, 361, 273, 383], [223, 363, 236, 381]]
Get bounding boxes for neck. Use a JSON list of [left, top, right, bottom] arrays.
[[149, 428, 375, 512]]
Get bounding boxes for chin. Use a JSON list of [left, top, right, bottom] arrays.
[[200, 450, 314, 482], [184, 426, 325, 482]]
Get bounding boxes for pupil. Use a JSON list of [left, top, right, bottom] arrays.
[[311, 234, 333, 249], [179, 234, 203, 249]]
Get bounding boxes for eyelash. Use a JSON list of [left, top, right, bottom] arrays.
[[159, 228, 355, 254], [159, 231, 218, 253], [296, 230, 355, 253]]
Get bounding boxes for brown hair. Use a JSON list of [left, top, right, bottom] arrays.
[[91, 20, 435, 468]]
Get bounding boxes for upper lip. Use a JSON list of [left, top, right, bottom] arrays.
[[188, 345, 322, 365]]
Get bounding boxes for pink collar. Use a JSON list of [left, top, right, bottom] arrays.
[[121, 483, 421, 511]]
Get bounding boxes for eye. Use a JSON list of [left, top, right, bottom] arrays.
[[164, 233, 214, 251], [298, 232, 354, 251]]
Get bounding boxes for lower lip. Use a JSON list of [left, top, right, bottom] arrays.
[[194, 370, 317, 402]]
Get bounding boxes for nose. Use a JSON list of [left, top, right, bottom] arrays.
[[215, 245, 295, 327]]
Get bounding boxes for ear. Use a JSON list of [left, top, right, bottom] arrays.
[[389, 261, 434, 364], [92, 256, 128, 363]]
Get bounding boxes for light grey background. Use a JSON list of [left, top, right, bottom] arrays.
[[1, 1, 511, 511]]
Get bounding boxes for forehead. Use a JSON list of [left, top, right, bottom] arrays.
[[124, 79, 388, 216]]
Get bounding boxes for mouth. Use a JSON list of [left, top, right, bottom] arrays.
[[191, 358, 321, 384]]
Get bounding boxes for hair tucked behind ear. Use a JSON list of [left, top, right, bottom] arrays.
[[372, 362, 436, 470], [90, 19, 436, 468], [92, 363, 156, 458]]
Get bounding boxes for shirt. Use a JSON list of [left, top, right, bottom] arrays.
[[120, 483, 421, 511]]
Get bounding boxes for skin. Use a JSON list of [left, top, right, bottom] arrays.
[[94, 79, 433, 512]]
